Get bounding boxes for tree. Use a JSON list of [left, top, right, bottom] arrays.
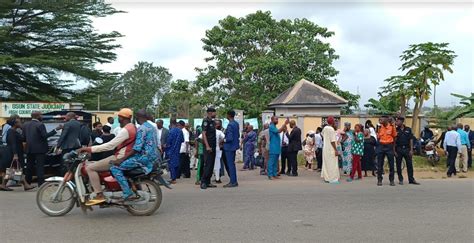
[[196, 11, 358, 117], [380, 75, 415, 117], [112, 62, 172, 113], [158, 79, 204, 118], [448, 93, 474, 120], [73, 78, 123, 111], [364, 96, 400, 115], [0, 0, 122, 100], [399, 42, 456, 135]]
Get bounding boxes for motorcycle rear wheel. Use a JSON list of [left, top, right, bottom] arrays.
[[127, 179, 162, 216], [36, 181, 76, 217]]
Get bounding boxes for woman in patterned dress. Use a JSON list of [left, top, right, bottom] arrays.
[[341, 122, 353, 175], [303, 131, 316, 170]]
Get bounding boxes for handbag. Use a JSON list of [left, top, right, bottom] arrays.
[[5, 159, 23, 183], [255, 155, 264, 168]]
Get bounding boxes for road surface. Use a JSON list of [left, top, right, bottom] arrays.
[[0, 169, 473, 242]]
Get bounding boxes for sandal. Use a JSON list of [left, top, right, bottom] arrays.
[[85, 198, 106, 206], [24, 186, 37, 191], [0, 187, 13, 191]]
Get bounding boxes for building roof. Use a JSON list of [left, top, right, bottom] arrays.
[[268, 79, 348, 108]]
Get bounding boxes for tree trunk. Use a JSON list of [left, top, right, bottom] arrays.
[[411, 98, 425, 138], [400, 95, 406, 118]]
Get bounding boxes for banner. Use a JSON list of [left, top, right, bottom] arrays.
[[0, 102, 70, 118]]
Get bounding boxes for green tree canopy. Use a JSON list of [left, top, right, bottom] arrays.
[[196, 11, 358, 117], [0, 0, 122, 100], [158, 79, 204, 118], [112, 61, 172, 113]]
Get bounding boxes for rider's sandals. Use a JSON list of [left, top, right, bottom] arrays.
[[85, 198, 106, 206]]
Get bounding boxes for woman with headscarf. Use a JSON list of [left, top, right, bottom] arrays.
[[321, 117, 340, 184], [303, 131, 316, 170], [341, 122, 354, 175]]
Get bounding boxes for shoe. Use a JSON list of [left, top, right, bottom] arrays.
[[399, 181, 404, 185], [260, 171, 267, 176], [200, 183, 207, 190], [273, 176, 281, 180], [207, 184, 217, 188], [346, 178, 353, 182], [170, 180, 177, 184], [409, 181, 420, 185], [390, 181, 396, 186], [447, 174, 452, 178], [223, 183, 238, 188], [195, 181, 200, 185], [85, 198, 106, 206], [286, 171, 291, 176], [329, 180, 340, 184], [268, 176, 273, 180], [355, 177, 362, 180], [377, 181, 382, 186], [215, 180, 222, 184], [0, 187, 13, 191]]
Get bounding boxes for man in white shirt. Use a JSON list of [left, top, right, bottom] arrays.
[[178, 120, 191, 178], [279, 126, 290, 175], [444, 125, 462, 177], [314, 127, 324, 171]]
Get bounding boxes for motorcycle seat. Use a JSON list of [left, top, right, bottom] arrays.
[[124, 168, 146, 178]]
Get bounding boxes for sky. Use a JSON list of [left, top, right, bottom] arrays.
[[93, 0, 474, 108]]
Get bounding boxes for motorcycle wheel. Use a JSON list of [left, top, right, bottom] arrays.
[[127, 179, 162, 216], [427, 156, 435, 167], [36, 181, 76, 217]]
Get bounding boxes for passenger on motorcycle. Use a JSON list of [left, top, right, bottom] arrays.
[[110, 110, 159, 201], [77, 108, 136, 206]]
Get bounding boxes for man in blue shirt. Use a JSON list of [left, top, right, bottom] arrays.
[[456, 123, 471, 173], [268, 116, 289, 180], [465, 125, 474, 168], [110, 110, 159, 201], [223, 110, 240, 188]]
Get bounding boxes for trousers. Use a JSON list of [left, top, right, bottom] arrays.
[[179, 153, 191, 178], [26, 153, 46, 186], [377, 144, 395, 182], [316, 147, 323, 169], [224, 150, 238, 184], [268, 154, 279, 177], [201, 150, 216, 185], [288, 151, 298, 175], [396, 147, 415, 183], [350, 154, 362, 179], [280, 146, 289, 173], [455, 145, 468, 172], [110, 159, 146, 198], [446, 146, 458, 176]]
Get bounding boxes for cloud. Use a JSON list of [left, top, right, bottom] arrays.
[[95, 1, 473, 107]]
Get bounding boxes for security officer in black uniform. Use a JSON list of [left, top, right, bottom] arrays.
[[395, 117, 420, 185], [200, 107, 217, 190]]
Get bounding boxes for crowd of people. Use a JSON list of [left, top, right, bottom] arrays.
[[1, 107, 473, 195]]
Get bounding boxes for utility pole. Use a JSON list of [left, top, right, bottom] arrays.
[[97, 95, 100, 111]]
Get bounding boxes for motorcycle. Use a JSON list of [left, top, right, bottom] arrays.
[[36, 151, 171, 217], [422, 138, 440, 166]]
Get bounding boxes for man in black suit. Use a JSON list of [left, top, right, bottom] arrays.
[[57, 112, 82, 153], [23, 112, 61, 186], [288, 120, 302, 176]]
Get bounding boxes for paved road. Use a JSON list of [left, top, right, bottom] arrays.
[[1, 169, 473, 242]]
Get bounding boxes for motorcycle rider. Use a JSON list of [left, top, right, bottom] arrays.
[[77, 108, 136, 206], [110, 110, 159, 201]]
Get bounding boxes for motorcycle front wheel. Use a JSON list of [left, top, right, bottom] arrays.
[[36, 181, 76, 217], [127, 179, 162, 216]]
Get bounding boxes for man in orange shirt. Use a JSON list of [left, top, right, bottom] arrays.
[[377, 116, 397, 186]]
